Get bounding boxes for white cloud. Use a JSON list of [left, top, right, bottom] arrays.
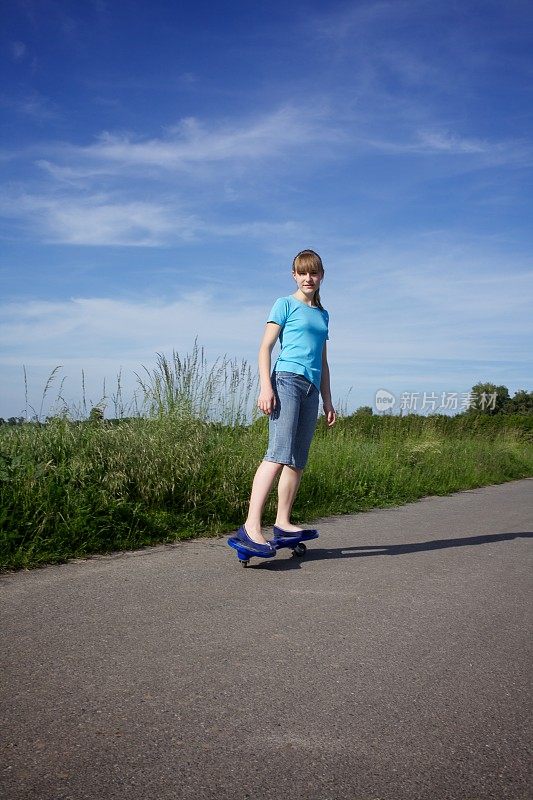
[[45, 200, 179, 246], [0, 103, 347, 245], [416, 130, 490, 154], [35, 159, 121, 183], [0, 190, 306, 246], [55, 104, 343, 175], [36, 103, 522, 181], [0, 292, 265, 359], [1, 193, 200, 246], [1, 95, 526, 250], [358, 128, 529, 163]]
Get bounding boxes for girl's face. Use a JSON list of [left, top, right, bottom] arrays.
[[292, 266, 323, 298]]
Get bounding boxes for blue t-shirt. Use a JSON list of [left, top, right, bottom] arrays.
[[267, 295, 329, 390]]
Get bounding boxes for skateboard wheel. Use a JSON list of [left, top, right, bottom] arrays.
[[240, 559, 250, 567], [293, 542, 306, 556]]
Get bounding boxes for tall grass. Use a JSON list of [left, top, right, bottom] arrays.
[[1, 346, 532, 570], [135, 338, 260, 426]]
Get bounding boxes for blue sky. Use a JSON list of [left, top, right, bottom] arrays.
[[1, 0, 532, 419]]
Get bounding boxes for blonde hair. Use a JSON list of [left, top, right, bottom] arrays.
[[292, 249, 325, 310]]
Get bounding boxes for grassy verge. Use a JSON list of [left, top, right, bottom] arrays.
[[1, 411, 532, 571]]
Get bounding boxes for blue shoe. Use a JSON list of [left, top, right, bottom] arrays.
[[272, 525, 319, 542], [235, 525, 276, 556]]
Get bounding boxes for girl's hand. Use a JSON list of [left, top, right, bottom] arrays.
[[258, 388, 276, 415], [323, 401, 336, 427]]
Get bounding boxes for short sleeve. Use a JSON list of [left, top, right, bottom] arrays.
[[325, 310, 329, 340], [267, 297, 290, 328]]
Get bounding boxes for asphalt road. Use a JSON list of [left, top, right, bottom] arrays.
[[1, 478, 532, 800]]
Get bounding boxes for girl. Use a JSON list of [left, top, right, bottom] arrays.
[[234, 249, 336, 555]]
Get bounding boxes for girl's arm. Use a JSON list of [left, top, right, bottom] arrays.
[[321, 342, 336, 427], [257, 323, 281, 415]]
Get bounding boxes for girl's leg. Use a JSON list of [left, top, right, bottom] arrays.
[[275, 465, 304, 530], [244, 370, 300, 544], [244, 460, 284, 545], [275, 380, 319, 530]]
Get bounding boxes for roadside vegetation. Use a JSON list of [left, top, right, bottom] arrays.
[[1, 342, 532, 571]]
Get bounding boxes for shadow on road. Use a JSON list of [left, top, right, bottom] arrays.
[[252, 531, 533, 570]]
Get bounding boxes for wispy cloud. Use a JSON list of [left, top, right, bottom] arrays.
[[302, 0, 532, 168], [0, 92, 59, 122], [23, 104, 339, 184], [0, 95, 521, 248], [0, 189, 306, 246], [0, 291, 262, 355], [415, 131, 491, 154], [23, 99, 526, 205], [0, 192, 200, 246], [0, 104, 345, 244], [359, 128, 530, 163], [59, 104, 344, 174], [307, 0, 415, 40]]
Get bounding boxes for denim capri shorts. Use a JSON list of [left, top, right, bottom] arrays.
[[263, 371, 320, 469]]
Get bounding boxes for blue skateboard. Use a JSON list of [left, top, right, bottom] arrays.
[[227, 526, 319, 568]]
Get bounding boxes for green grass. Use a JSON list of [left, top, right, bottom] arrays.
[[1, 348, 532, 571]]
